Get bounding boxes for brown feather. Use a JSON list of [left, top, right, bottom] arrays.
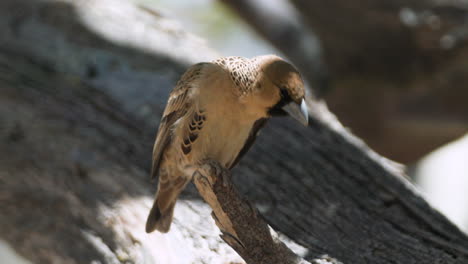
[[147, 62, 212, 233], [151, 63, 208, 179]]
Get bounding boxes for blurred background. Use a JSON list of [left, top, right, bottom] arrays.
[[1, 0, 467, 263]]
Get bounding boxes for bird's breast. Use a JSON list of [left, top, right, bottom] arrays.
[[190, 111, 253, 168]]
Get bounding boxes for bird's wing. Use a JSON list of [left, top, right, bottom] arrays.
[[151, 62, 209, 179], [229, 117, 268, 169]]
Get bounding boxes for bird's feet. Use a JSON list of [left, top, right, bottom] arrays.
[[195, 160, 231, 187]]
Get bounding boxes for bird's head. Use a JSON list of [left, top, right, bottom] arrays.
[[252, 55, 308, 126]]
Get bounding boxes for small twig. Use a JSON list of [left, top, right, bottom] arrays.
[[193, 163, 311, 264]]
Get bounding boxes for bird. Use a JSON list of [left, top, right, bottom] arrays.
[[146, 55, 308, 233]]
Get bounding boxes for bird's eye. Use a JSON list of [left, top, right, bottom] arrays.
[[268, 88, 291, 116], [279, 88, 291, 101]]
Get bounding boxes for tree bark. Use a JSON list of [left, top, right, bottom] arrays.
[[193, 162, 316, 264], [1, 0, 468, 264]]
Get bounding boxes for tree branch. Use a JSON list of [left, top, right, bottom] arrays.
[[193, 163, 319, 264]]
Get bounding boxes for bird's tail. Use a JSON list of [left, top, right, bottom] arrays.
[[146, 172, 190, 233], [145, 196, 176, 233]]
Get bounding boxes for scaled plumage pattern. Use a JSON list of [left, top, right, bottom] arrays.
[[146, 55, 308, 233]]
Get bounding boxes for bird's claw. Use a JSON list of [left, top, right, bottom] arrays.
[[220, 169, 230, 187], [193, 170, 211, 187], [220, 231, 245, 249], [198, 160, 231, 187]]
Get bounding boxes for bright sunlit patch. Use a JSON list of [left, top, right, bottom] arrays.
[[74, 0, 215, 63], [0, 240, 33, 264], [96, 196, 193, 264], [415, 134, 468, 233], [96, 196, 244, 264]]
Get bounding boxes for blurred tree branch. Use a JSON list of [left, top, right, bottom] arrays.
[[222, 0, 468, 163]]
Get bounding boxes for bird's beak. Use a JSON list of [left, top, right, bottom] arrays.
[[282, 99, 309, 126]]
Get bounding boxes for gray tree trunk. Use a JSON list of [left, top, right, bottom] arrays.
[[1, 0, 468, 263]]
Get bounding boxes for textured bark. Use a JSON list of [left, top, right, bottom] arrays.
[[221, 0, 468, 163], [193, 164, 313, 264], [1, 0, 468, 264]]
